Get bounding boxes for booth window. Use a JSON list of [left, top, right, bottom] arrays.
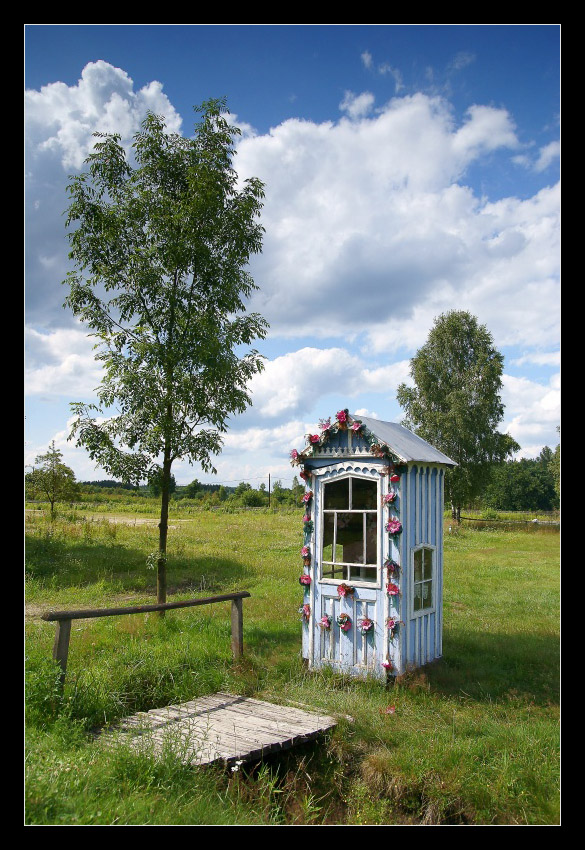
[[321, 476, 378, 583], [413, 547, 434, 612]]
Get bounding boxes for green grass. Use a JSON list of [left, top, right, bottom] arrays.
[[25, 508, 560, 825]]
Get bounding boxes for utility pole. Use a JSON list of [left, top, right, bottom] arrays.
[[268, 473, 271, 508]]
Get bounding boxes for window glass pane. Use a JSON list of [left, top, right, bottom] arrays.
[[322, 513, 335, 562], [414, 584, 422, 611], [421, 580, 432, 607], [349, 565, 377, 582], [352, 477, 377, 509], [414, 549, 423, 583], [324, 478, 349, 509], [365, 513, 377, 564], [423, 549, 433, 579], [337, 512, 364, 563]]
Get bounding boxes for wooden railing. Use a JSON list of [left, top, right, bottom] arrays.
[[41, 592, 251, 686]]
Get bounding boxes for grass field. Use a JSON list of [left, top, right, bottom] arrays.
[[25, 506, 560, 825]]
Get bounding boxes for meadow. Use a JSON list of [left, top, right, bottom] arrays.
[[25, 505, 560, 825]]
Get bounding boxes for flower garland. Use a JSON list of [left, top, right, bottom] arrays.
[[386, 617, 404, 640], [299, 574, 311, 587], [336, 612, 352, 631], [384, 558, 400, 576], [386, 581, 401, 597], [318, 614, 332, 630], [299, 603, 310, 622], [386, 518, 403, 537], [337, 583, 355, 598], [289, 409, 402, 466], [358, 617, 374, 636]]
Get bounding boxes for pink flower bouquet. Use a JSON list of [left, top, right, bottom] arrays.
[[358, 618, 374, 635], [336, 612, 352, 631], [386, 519, 403, 536]]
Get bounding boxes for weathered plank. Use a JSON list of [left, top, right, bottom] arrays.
[[100, 692, 337, 767]]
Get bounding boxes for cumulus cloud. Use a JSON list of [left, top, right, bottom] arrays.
[[247, 347, 411, 420], [25, 61, 182, 327], [339, 90, 375, 120], [534, 141, 561, 172], [235, 93, 557, 350], [502, 372, 560, 457], [25, 325, 104, 397], [513, 140, 560, 173]]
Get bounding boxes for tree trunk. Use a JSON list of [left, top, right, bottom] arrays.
[[157, 452, 173, 608], [451, 503, 461, 523]]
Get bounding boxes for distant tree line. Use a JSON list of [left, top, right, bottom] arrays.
[[28, 446, 559, 514], [480, 445, 560, 512]]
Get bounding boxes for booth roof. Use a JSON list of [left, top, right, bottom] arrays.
[[350, 414, 457, 467]]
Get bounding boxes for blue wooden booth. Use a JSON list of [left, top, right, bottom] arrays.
[[291, 411, 456, 680]]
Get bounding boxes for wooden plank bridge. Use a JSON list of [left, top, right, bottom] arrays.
[[99, 692, 337, 768]]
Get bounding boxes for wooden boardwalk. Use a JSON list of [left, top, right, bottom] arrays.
[[99, 692, 337, 768]]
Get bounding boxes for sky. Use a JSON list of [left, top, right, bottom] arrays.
[[25, 24, 561, 489]]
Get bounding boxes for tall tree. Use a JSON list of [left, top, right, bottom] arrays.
[[396, 311, 519, 521], [63, 99, 268, 604], [26, 441, 79, 515]]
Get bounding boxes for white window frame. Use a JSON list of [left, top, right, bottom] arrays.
[[318, 472, 381, 588], [411, 544, 436, 618]]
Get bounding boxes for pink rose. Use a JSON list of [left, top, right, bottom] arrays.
[[336, 410, 347, 422], [386, 519, 402, 535], [309, 434, 320, 444]]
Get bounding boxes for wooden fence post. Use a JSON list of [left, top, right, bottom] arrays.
[[231, 597, 244, 659], [42, 591, 251, 685], [53, 618, 71, 686]]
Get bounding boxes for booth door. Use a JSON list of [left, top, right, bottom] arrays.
[[311, 472, 384, 676]]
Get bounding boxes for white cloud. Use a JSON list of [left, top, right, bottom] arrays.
[[25, 326, 104, 397], [25, 61, 182, 328], [513, 140, 560, 173], [502, 372, 560, 456], [361, 51, 373, 70], [26, 61, 182, 170], [247, 347, 411, 420], [534, 141, 561, 172], [235, 97, 557, 351], [339, 90, 375, 120], [511, 351, 560, 368]]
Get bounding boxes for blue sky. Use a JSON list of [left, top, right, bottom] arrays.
[[25, 24, 560, 488]]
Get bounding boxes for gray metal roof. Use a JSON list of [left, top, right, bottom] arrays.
[[352, 414, 457, 467]]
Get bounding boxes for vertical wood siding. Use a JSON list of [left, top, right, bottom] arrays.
[[403, 464, 444, 671]]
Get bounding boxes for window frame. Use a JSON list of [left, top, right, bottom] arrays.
[[411, 544, 436, 618], [318, 472, 381, 587]]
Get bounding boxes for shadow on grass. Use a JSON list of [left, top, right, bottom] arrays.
[[420, 629, 560, 706], [25, 531, 250, 595]]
